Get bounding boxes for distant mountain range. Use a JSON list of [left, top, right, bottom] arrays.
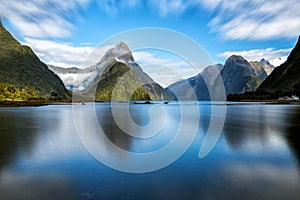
[[167, 55, 275, 100], [0, 21, 69, 100], [167, 64, 223, 100], [258, 36, 300, 94], [250, 58, 274, 77], [49, 40, 283, 101]]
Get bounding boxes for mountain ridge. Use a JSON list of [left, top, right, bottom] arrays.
[[0, 23, 70, 100], [51, 41, 172, 100], [258, 36, 300, 94]]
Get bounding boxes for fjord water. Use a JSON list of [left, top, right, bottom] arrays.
[[0, 103, 300, 200]]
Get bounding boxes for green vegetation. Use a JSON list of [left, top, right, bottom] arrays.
[[0, 23, 70, 100], [0, 83, 39, 100], [95, 61, 151, 101], [245, 76, 262, 92]]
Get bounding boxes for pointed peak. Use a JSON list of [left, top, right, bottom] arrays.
[[259, 58, 270, 65], [228, 55, 245, 61], [260, 58, 266, 62], [226, 55, 248, 64], [115, 41, 130, 51], [116, 41, 128, 46], [99, 41, 134, 64]]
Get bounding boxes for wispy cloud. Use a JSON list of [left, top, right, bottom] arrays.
[[2, 0, 299, 41], [133, 51, 201, 87], [24, 38, 94, 67], [0, 0, 91, 38], [203, 0, 300, 40], [147, 0, 300, 40], [148, 0, 189, 17], [24, 38, 113, 68], [218, 48, 292, 63], [97, 0, 141, 16]]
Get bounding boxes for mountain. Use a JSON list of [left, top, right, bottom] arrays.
[[249, 60, 268, 81], [257, 58, 276, 75], [63, 41, 172, 100], [167, 64, 223, 100], [94, 61, 151, 100], [0, 22, 69, 100], [97, 42, 171, 100], [216, 55, 262, 95], [258, 36, 300, 94], [167, 55, 268, 100]]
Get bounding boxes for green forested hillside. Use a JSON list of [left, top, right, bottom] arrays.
[[0, 83, 39, 100], [0, 22, 70, 100], [95, 61, 151, 101]]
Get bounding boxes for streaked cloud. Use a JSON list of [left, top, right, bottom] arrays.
[[97, 0, 141, 16], [24, 38, 94, 67], [206, 0, 300, 40], [0, 0, 91, 38], [24, 38, 114, 68], [133, 51, 202, 87], [218, 47, 291, 65], [2, 0, 299, 41], [148, 0, 300, 40]]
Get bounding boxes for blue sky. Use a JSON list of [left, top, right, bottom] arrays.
[[1, 0, 300, 86]]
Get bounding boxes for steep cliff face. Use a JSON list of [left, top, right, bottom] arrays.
[[67, 42, 172, 100], [218, 55, 262, 95], [0, 22, 69, 100], [94, 61, 151, 100], [167, 64, 223, 100], [258, 36, 300, 94], [249, 61, 268, 81]]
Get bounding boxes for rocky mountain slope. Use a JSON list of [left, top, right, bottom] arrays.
[[258, 36, 300, 94], [50, 42, 172, 100], [215, 55, 262, 95], [167, 64, 223, 100]]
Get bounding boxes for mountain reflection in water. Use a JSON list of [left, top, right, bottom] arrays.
[[0, 103, 299, 200]]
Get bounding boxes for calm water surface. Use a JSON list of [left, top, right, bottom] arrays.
[[0, 102, 300, 200]]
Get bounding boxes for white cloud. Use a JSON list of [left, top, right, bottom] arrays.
[[218, 47, 292, 64], [147, 0, 300, 40], [0, 0, 91, 38], [97, 0, 141, 16], [148, 0, 189, 17], [24, 38, 114, 68], [133, 51, 202, 87], [3, 0, 299, 41], [24, 38, 94, 67], [206, 0, 300, 40], [133, 51, 169, 66]]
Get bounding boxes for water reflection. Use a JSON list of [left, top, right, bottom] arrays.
[[97, 106, 133, 151], [223, 105, 288, 151], [0, 104, 300, 200], [0, 107, 79, 200], [96, 104, 181, 153], [285, 107, 300, 164], [0, 109, 39, 170]]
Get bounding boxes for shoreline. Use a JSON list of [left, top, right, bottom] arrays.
[[0, 100, 72, 107], [1, 100, 300, 107]]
